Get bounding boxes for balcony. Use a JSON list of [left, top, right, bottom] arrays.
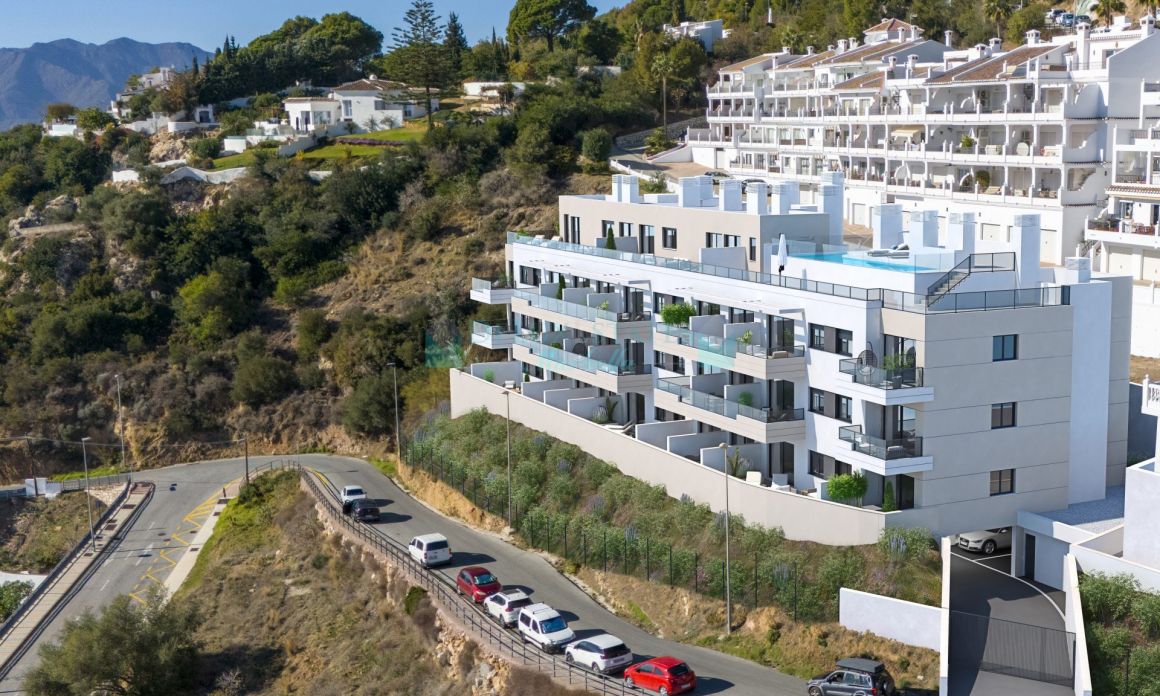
[[471, 321, 515, 350], [655, 323, 806, 380], [511, 289, 652, 341], [837, 358, 934, 405], [512, 334, 652, 392], [655, 377, 805, 442], [837, 425, 932, 475], [1085, 217, 1160, 249], [1144, 376, 1160, 418], [471, 277, 514, 305]]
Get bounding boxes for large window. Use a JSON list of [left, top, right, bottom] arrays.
[[602, 220, 615, 236], [640, 225, 655, 254], [809, 324, 826, 350], [662, 227, 677, 249], [809, 451, 826, 477], [836, 329, 853, 357], [705, 232, 740, 248], [619, 222, 633, 237], [809, 388, 825, 414], [749, 237, 757, 262], [836, 395, 853, 423], [993, 334, 1018, 361], [991, 402, 1017, 429], [989, 469, 1015, 496], [342, 100, 353, 118]]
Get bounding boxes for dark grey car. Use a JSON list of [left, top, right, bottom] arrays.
[[807, 658, 895, 696]]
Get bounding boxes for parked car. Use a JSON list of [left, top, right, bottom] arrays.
[[1076, 14, 1091, 24], [455, 566, 502, 603], [957, 527, 1012, 555], [349, 499, 380, 522], [408, 533, 452, 567], [516, 603, 575, 652], [623, 657, 696, 694], [564, 633, 634, 673], [1059, 12, 1075, 26], [484, 588, 533, 627], [807, 658, 896, 696], [340, 485, 367, 504]]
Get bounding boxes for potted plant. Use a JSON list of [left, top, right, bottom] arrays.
[[738, 329, 753, 345], [660, 302, 696, 327], [959, 134, 975, 152], [827, 472, 868, 506], [726, 448, 750, 479], [482, 369, 495, 383], [604, 227, 616, 250], [597, 300, 610, 311], [736, 391, 755, 408], [882, 353, 916, 388], [882, 481, 898, 512]]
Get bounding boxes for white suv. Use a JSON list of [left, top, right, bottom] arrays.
[[408, 533, 452, 567], [564, 633, 633, 673], [517, 603, 575, 652], [484, 589, 533, 627], [340, 485, 367, 504]]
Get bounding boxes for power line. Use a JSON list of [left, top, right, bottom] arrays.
[[0, 435, 246, 449]]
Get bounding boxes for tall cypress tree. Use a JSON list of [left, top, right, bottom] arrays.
[[444, 12, 469, 79]]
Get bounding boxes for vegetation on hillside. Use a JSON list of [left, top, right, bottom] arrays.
[[0, 493, 107, 573], [1081, 572, 1160, 694]]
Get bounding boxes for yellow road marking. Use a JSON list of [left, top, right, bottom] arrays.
[[128, 488, 222, 604]]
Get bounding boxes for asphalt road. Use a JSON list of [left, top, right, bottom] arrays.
[[0, 455, 809, 695]]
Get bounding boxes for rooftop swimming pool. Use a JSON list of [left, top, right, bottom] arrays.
[[794, 252, 942, 273]]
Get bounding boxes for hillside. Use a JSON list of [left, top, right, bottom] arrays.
[[0, 38, 209, 129]]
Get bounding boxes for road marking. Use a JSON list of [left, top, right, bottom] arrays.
[[100, 578, 111, 592], [128, 488, 222, 604], [135, 543, 154, 566], [953, 551, 1066, 622]]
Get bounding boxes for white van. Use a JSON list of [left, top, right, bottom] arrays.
[[408, 533, 452, 567], [516, 603, 575, 652]]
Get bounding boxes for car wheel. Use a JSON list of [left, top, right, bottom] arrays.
[[623, 676, 635, 689], [983, 540, 997, 555], [590, 663, 600, 673], [565, 653, 574, 664], [659, 687, 669, 696], [808, 688, 823, 696]]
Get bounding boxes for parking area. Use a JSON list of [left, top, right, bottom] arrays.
[[947, 545, 1073, 696]]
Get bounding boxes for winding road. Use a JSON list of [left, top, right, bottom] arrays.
[[0, 454, 808, 695]]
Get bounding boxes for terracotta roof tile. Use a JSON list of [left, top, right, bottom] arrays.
[[720, 54, 775, 72], [819, 39, 925, 65], [832, 72, 885, 91], [864, 18, 919, 35], [333, 78, 409, 92], [926, 45, 1057, 84], [784, 49, 836, 69]]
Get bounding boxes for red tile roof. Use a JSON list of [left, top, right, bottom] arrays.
[[332, 78, 409, 92], [926, 45, 1057, 84], [864, 18, 920, 35], [832, 71, 886, 91]]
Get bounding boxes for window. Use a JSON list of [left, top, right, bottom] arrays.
[[641, 225, 655, 254], [749, 237, 757, 262], [568, 215, 580, 244], [835, 460, 852, 476], [809, 451, 826, 477], [619, 222, 633, 237], [705, 232, 740, 248], [990, 469, 1015, 496], [809, 324, 826, 350], [836, 329, 853, 357], [809, 388, 826, 414], [993, 334, 1018, 361], [836, 395, 852, 422], [991, 402, 1017, 429], [342, 100, 352, 118], [602, 220, 615, 236], [373, 99, 387, 111], [662, 227, 677, 249]]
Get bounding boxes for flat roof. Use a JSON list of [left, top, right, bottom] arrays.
[[1039, 486, 1125, 534]]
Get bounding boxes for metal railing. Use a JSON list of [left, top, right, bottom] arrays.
[[514, 335, 651, 376], [472, 321, 515, 336], [513, 289, 650, 323], [838, 359, 924, 389], [655, 323, 805, 361], [656, 378, 804, 424], [472, 277, 513, 290], [925, 252, 1015, 298], [837, 425, 923, 460], [509, 234, 1069, 315], [298, 468, 642, 696]]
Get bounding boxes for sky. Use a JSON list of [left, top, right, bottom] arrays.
[[0, 0, 624, 51]]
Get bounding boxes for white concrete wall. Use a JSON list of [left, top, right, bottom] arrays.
[[1131, 283, 1160, 357], [545, 387, 598, 410], [839, 588, 941, 651], [636, 420, 697, 448], [468, 360, 522, 385], [939, 537, 951, 696], [523, 379, 574, 401], [1064, 554, 1094, 696], [1124, 461, 1160, 566], [1067, 279, 1113, 503]]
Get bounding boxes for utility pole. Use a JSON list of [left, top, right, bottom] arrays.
[[719, 443, 732, 634], [505, 388, 513, 526], [114, 374, 127, 482], [81, 437, 95, 552], [243, 434, 250, 486]]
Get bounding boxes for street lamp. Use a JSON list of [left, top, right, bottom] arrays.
[[81, 437, 95, 553], [718, 442, 732, 635], [114, 374, 127, 481], [505, 388, 513, 526], [387, 363, 400, 453], [243, 433, 250, 486]]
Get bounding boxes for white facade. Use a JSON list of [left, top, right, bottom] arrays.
[[688, 16, 1160, 266], [284, 78, 434, 135], [664, 19, 729, 52], [459, 174, 1130, 545]]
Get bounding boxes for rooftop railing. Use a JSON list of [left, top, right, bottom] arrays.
[[838, 425, 923, 460], [512, 289, 650, 323], [657, 378, 804, 424], [655, 323, 805, 360], [838, 359, 924, 389], [507, 234, 1070, 315], [514, 334, 651, 376]]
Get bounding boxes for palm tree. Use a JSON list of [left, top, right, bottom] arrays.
[[983, 0, 1012, 43], [651, 53, 676, 130], [1092, 0, 1127, 26]]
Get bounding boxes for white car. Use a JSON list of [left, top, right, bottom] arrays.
[[957, 527, 1012, 555], [408, 533, 452, 567], [564, 633, 633, 673], [516, 603, 575, 652], [340, 485, 367, 504], [484, 589, 533, 627]]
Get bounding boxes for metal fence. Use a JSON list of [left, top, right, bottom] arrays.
[[949, 610, 1075, 686], [297, 466, 647, 695]]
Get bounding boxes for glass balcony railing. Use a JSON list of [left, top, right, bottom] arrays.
[[512, 289, 651, 323], [472, 321, 514, 336], [507, 234, 1070, 314], [655, 324, 806, 360], [472, 277, 513, 290], [513, 334, 651, 376], [838, 359, 924, 389], [838, 425, 923, 460], [657, 378, 805, 424]]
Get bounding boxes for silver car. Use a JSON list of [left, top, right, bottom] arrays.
[[957, 527, 1012, 555]]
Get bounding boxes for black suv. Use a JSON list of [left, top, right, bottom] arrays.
[[807, 658, 896, 696], [349, 499, 381, 522]]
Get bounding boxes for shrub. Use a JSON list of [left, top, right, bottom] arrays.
[[660, 302, 696, 326], [877, 527, 933, 564], [736, 391, 754, 407], [189, 137, 223, 160], [644, 128, 675, 155], [882, 482, 897, 512], [342, 374, 397, 436], [297, 310, 332, 360], [580, 128, 612, 171], [231, 356, 297, 408], [1134, 591, 1160, 639], [826, 472, 867, 504], [482, 369, 495, 383], [403, 586, 427, 615], [1081, 572, 1139, 625], [0, 581, 33, 621]]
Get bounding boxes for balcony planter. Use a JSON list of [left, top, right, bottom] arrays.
[[660, 302, 696, 327]]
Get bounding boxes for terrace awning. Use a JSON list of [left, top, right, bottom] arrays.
[[890, 125, 924, 139]]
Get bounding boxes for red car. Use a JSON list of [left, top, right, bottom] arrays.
[[623, 656, 696, 695], [455, 566, 501, 603]]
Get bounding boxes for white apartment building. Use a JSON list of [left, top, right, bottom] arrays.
[[1087, 116, 1160, 281], [453, 174, 1130, 546], [663, 19, 729, 52], [686, 16, 1160, 266]]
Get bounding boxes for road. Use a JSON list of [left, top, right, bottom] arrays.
[[1, 455, 808, 695]]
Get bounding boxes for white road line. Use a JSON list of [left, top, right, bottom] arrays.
[[954, 552, 1066, 622], [134, 543, 154, 566], [100, 578, 111, 592]]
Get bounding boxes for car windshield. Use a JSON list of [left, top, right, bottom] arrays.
[[601, 643, 630, 658], [540, 617, 567, 633], [508, 597, 531, 610], [667, 663, 690, 676], [347, 487, 364, 496], [473, 573, 497, 585], [426, 540, 448, 550]]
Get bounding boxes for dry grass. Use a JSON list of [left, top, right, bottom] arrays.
[[1130, 355, 1160, 384], [393, 458, 508, 534], [0, 492, 107, 573]]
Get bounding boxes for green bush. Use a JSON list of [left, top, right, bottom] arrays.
[[189, 137, 223, 160], [0, 580, 33, 621], [660, 302, 696, 326], [297, 310, 332, 360], [1135, 591, 1160, 639], [231, 356, 297, 408], [877, 527, 933, 564], [882, 482, 897, 512], [1081, 572, 1139, 625], [580, 128, 612, 170], [404, 586, 427, 615], [342, 374, 397, 436], [826, 472, 867, 504]]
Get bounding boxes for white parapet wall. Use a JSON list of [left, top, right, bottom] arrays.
[[1063, 554, 1093, 696], [939, 537, 951, 696], [838, 587, 942, 651]]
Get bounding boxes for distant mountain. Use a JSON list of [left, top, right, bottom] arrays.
[[0, 38, 211, 130]]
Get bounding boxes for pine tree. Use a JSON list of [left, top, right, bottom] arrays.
[[386, 0, 453, 130], [445, 12, 469, 79]]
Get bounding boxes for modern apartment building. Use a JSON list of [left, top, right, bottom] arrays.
[[454, 174, 1131, 545], [1087, 120, 1160, 281], [686, 15, 1160, 266]]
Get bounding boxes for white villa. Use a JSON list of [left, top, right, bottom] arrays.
[[664, 19, 730, 52], [283, 77, 435, 134]]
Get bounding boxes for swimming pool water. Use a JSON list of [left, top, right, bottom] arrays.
[[795, 252, 938, 272]]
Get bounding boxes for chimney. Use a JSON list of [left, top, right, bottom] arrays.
[[610, 174, 624, 202], [1144, 14, 1157, 37], [909, 25, 918, 41], [718, 179, 743, 212], [1011, 214, 1042, 288], [837, 39, 848, 53], [889, 55, 898, 70], [1026, 29, 1040, 45], [806, 45, 814, 55], [819, 183, 843, 245], [947, 212, 976, 254], [989, 37, 1002, 54], [782, 45, 791, 54], [849, 37, 858, 49], [828, 44, 836, 53], [746, 182, 769, 215], [907, 54, 918, 77], [626, 175, 641, 203], [871, 204, 904, 249], [944, 29, 955, 47], [677, 177, 699, 207], [769, 181, 796, 215], [905, 210, 939, 250]]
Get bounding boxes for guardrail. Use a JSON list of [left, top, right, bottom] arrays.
[[297, 467, 643, 695]]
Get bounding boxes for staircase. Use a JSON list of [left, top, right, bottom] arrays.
[[926, 256, 974, 300]]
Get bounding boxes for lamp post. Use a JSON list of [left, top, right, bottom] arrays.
[[81, 437, 95, 552], [114, 374, 127, 481], [243, 434, 250, 486], [719, 442, 732, 634], [388, 363, 400, 453], [505, 388, 513, 526]]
